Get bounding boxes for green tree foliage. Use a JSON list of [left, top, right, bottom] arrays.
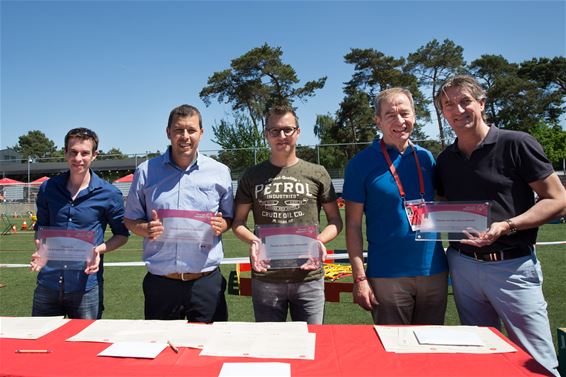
[[344, 47, 430, 135], [470, 55, 564, 132], [97, 147, 127, 160], [528, 122, 566, 165], [210, 114, 270, 177], [12, 130, 57, 160], [199, 43, 326, 170], [407, 39, 465, 147]]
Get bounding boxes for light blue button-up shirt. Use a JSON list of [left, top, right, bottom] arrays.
[[125, 148, 234, 275]]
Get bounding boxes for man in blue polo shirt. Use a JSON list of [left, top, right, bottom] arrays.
[[30, 128, 129, 319], [125, 104, 233, 322], [343, 88, 448, 325]]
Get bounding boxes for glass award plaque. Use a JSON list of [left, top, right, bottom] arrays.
[[414, 201, 491, 241], [256, 223, 320, 269], [37, 228, 95, 270], [157, 209, 215, 250]]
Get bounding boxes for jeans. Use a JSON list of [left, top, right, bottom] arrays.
[[252, 278, 325, 324], [447, 247, 559, 376], [32, 284, 101, 319]]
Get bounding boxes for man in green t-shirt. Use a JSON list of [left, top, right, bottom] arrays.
[[232, 105, 343, 324]]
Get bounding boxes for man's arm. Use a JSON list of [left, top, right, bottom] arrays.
[[232, 202, 268, 272], [462, 172, 566, 247], [345, 200, 377, 311], [319, 200, 343, 244]]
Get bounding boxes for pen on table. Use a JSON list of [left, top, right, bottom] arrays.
[[167, 340, 179, 353], [15, 349, 52, 353]]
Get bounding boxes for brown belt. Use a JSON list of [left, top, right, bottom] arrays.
[[162, 268, 216, 281]]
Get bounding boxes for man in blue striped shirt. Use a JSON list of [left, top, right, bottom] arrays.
[[125, 105, 233, 322]]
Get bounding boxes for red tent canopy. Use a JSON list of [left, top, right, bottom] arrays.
[[30, 176, 50, 185], [114, 174, 134, 183], [0, 178, 24, 185]]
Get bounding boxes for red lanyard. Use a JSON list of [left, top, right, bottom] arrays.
[[380, 139, 425, 200]]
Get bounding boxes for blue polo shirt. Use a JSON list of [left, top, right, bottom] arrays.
[[125, 148, 234, 275], [35, 171, 129, 293], [343, 139, 447, 278]]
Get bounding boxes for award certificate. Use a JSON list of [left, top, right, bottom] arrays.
[[256, 224, 319, 269], [37, 228, 95, 270], [415, 202, 491, 241], [157, 209, 215, 250]]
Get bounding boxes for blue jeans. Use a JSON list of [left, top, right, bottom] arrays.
[[252, 278, 325, 324], [32, 284, 101, 319], [447, 247, 559, 376]]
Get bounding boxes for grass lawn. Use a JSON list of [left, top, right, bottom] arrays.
[[0, 215, 564, 348]]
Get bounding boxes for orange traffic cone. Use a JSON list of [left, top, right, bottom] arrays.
[[11, 224, 17, 233], [21, 220, 28, 231]]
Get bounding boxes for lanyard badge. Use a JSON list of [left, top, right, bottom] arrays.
[[380, 139, 426, 231]]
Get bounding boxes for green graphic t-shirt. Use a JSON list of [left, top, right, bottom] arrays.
[[235, 159, 337, 283]]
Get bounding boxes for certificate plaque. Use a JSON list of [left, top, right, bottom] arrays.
[[256, 223, 319, 269], [414, 202, 491, 241], [157, 209, 215, 250], [37, 228, 95, 270]]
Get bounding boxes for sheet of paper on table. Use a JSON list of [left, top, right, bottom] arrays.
[[199, 321, 314, 360], [97, 341, 167, 359], [0, 316, 70, 339], [218, 362, 291, 377], [374, 325, 517, 354], [66, 319, 214, 349], [413, 327, 485, 346], [200, 332, 316, 360]]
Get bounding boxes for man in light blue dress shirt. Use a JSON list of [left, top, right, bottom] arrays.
[[125, 105, 234, 322]]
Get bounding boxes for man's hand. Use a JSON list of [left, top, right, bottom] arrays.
[[147, 209, 164, 241], [30, 239, 46, 272], [250, 239, 269, 272], [353, 279, 378, 311], [84, 248, 100, 275], [300, 240, 327, 270], [210, 212, 225, 236], [460, 221, 509, 247]]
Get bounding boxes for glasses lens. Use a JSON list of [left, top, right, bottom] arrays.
[[268, 128, 296, 137]]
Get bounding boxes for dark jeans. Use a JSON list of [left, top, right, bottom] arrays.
[[32, 284, 102, 319], [143, 268, 228, 323]]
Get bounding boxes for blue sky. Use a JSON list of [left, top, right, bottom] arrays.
[[1, 0, 565, 155]]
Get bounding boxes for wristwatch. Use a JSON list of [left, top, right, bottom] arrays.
[[504, 219, 518, 235]]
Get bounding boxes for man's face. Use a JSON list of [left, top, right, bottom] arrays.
[[265, 112, 300, 153], [166, 114, 203, 164], [65, 137, 97, 176], [440, 86, 485, 132], [375, 93, 415, 147]]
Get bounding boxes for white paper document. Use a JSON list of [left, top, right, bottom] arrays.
[[375, 325, 517, 354], [97, 341, 167, 359], [0, 316, 70, 339], [200, 322, 315, 360], [413, 327, 485, 346], [201, 332, 316, 360], [66, 319, 213, 349], [218, 362, 291, 377]]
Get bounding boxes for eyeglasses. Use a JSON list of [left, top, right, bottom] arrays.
[[266, 127, 298, 137]]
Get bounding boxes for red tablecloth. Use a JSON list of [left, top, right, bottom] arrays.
[[0, 320, 552, 377]]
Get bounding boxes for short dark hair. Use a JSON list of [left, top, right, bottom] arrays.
[[266, 105, 299, 128], [167, 104, 202, 129], [434, 75, 486, 112], [64, 128, 99, 153]]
